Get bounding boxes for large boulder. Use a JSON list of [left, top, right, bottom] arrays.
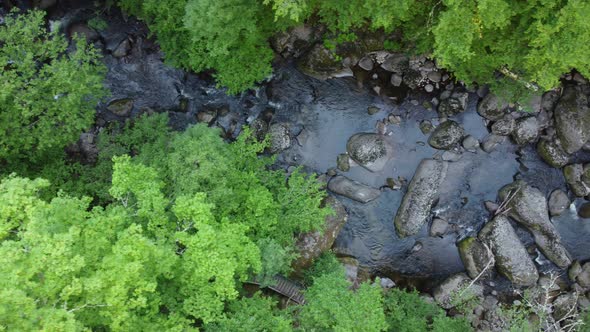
[[477, 93, 509, 121], [554, 86, 590, 154], [394, 159, 448, 237], [428, 120, 465, 150], [433, 273, 484, 309], [269, 123, 292, 153], [380, 54, 409, 73], [563, 164, 590, 197], [328, 175, 381, 203], [297, 43, 347, 80], [498, 181, 572, 268], [292, 196, 348, 273], [478, 215, 539, 287], [346, 133, 393, 172], [437, 92, 468, 117], [457, 237, 494, 280], [511, 116, 539, 145], [537, 139, 570, 168]]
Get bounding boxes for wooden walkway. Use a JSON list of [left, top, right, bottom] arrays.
[[247, 275, 306, 304]]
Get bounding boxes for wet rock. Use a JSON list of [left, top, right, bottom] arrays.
[[430, 218, 448, 237], [484, 201, 499, 214], [478, 215, 539, 287], [387, 114, 401, 125], [511, 116, 539, 145], [297, 43, 344, 80], [437, 93, 468, 117], [458, 237, 494, 280], [554, 86, 590, 154], [403, 70, 423, 89], [394, 159, 448, 237], [367, 106, 380, 115], [428, 120, 465, 150], [481, 134, 506, 153], [112, 38, 131, 58], [441, 151, 462, 162], [328, 175, 381, 203], [381, 54, 409, 73], [107, 98, 134, 116], [346, 133, 393, 172], [428, 71, 442, 83], [424, 84, 434, 93], [541, 90, 560, 112], [380, 277, 396, 289], [271, 24, 316, 58], [358, 56, 374, 71], [491, 116, 515, 136], [433, 273, 484, 309], [336, 153, 350, 172], [498, 180, 572, 268], [552, 292, 578, 321], [548, 189, 570, 217], [419, 120, 434, 134], [569, 261, 583, 282], [563, 164, 590, 197], [250, 118, 269, 142], [269, 123, 292, 153], [537, 139, 570, 168], [579, 202, 590, 219], [577, 262, 590, 288], [197, 109, 217, 125], [292, 196, 348, 272], [390, 73, 403, 87], [478, 93, 508, 121], [385, 177, 403, 190], [462, 135, 479, 151]]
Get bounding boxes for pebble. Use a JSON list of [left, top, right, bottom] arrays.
[[425, 84, 434, 93]]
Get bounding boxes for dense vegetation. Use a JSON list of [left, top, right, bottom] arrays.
[[0, 10, 107, 165], [119, 0, 590, 98]]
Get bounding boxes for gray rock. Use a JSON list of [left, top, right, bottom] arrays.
[[498, 180, 572, 268], [403, 70, 422, 89], [442, 151, 462, 162], [197, 109, 217, 125], [491, 116, 515, 136], [438, 93, 468, 117], [328, 175, 381, 203], [478, 93, 508, 121], [578, 262, 590, 288], [511, 116, 539, 145], [112, 38, 131, 58], [394, 159, 448, 237], [358, 56, 374, 71], [481, 134, 506, 153], [428, 120, 465, 150], [484, 201, 499, 214], [250, 118, 269, 142], [462, 135, 479, 151], [380, 277, 396, 289], [292, 196, 348, 273], [424, 84, 434, 93], [381, 54, 409, 73], [537, 139, 570, 168], [552, 292, 578, 321], [430, 218, 448, 237], [297, 43, 344, 80], [433, 273, 484, 309], [336, 153, 350, 172], [548, 189, 570, 216], [269, 123, 292, 153], [367, 106, 380, 115], [478, 215, 539, 287], [458, 237, 494, 280], [428, 71, 442, 83], [390, 74, 403, 87], [563, 164, 590, 197], [346, 133, 393, 172], [68, 22, 100, 41], [541, 90, 560, 113], [554, 86, 590, 154]]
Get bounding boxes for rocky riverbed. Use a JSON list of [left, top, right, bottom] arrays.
[[33, 1, 590, 328]]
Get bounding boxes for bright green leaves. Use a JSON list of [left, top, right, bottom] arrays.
[[0, 10, 107, 163], [299, 270, 388, 331], [0, 175, 49, 240]]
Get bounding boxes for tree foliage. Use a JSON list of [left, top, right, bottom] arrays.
[[0, 10, 107, 164]]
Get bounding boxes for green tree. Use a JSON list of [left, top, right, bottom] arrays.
[[0, 10, 107, 164]]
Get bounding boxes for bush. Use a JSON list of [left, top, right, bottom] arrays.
[[0, 10, 107, 164]]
